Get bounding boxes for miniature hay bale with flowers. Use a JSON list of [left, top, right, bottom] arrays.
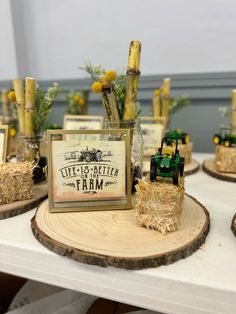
[[135, 177, 184, 234], [0, 162, 34, 205]]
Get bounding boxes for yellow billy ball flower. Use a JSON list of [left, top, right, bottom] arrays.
[[79, 98, 85, 106], [10, 127, 16, 137], [8, 90, 16, 102], [105, 70, 117, 81], [92, 81, 103, 93], [99, 75, 109, 86], [154, 89, 161, 96], [73, 95, 81, 104]]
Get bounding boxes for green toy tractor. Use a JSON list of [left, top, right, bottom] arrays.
[[213, 126, 236, 147], [150, 137, 185, 185], [166, 129, 189, 145]]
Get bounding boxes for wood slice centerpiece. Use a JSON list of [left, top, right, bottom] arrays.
[[31, 194, 210, 270], [0, 181, 48, 220], [231, 213, 236, 237], [203, 159, 236, 182]]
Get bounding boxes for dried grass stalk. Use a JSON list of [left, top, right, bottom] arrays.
[[135, 178, 184, 234], [215, 145, 236, 173], [178, 142, 192, 164], [0, 162, 34, 205]]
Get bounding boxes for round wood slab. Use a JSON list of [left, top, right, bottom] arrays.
[[0, 182, 48, 220], [231, 213, 236, 237], [203, 159, 236, 182], [31, 194, 210, 270], [143, 159, 199, 176], [183, 159, 200, 175]]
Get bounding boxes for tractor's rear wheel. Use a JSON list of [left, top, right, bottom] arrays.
[[224, 140, 231, 148], [213, 135, 220, 145], [173, 169, 179, 185], [180, 157, 185, 176], [150, 158, 157, 182], [95, 151, 102, 161]]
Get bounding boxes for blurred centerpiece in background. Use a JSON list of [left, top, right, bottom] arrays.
[[66, 90, 89, 115]]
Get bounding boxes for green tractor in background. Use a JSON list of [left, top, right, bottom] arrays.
[[150, 137, 185, 185], [166, 129, 189, 145], [213, 126, 236, 147]]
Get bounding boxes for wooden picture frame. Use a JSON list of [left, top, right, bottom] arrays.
[[0, 125, 8, 163], [47, 129, 132, 212], [140, 117, 166, 157], [63, 115, 104, 130]]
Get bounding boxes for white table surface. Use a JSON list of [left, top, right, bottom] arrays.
[[0, 153, 236, 314]]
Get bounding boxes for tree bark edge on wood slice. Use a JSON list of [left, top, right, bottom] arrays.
[[184, 159, 200, 176], [31, 194, 210, 270], [0, 183, 48, 220], [231, 213, 236, 237], [202, 159, 236, 182]]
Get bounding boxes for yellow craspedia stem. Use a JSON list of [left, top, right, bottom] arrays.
[[8, 90, 16, 102], [105, 70, 117, 81], [92, 81, 103, 93]]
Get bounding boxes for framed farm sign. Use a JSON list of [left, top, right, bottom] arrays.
[[47, 129, 132, 212], [0, 125, 8, 163], [140, 117, 166, 157], [63, 115, 104, 131]]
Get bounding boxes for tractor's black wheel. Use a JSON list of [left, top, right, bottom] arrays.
[[181, 133, 189, 145], [150, 158, 157, 182], [223, 140, 231, 148], [95, 150, 102, 161], [173, 169, 179, 185], [179, 157, 185, 176], [213, 135, 220, 145]]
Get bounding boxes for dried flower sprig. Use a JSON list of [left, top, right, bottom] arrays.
[[34, 83, 60, 134], [81, 64, 121, 123], [81, 64, 125, 118], [113, 74, 126, 119], [80, 63, 105, 81], [218, 106, 230, 118], [169, 96, 190, 114]]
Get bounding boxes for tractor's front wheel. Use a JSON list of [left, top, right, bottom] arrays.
[[150, 158, 157, 182], [224, 140, 231, 148], [173, 169, 179, 185], [179, 157, 185, 176], [182, 133, 189, 145]]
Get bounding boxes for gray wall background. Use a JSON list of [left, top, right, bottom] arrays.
[[1, 71, 234, 153]]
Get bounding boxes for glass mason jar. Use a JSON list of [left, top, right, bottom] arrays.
[[104, 119, 143, 193], [16, 134, 47, 183]]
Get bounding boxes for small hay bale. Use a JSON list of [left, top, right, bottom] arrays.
[[135, 177, 184, 234], [0, 162, 34, 205], [178, 142, 192, 164], [215, 145, 236, 173]]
